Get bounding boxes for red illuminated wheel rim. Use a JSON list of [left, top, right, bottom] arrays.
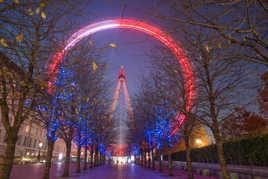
[[48, 19, 194, 135]]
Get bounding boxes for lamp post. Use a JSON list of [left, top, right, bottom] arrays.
[[195, 139, 203, 148], [38, 142, 43, 161]]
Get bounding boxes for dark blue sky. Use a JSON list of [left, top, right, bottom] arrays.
[[66, 0, 266, 113], [77, 0, 171, 96], [76, 0, 171, 141]]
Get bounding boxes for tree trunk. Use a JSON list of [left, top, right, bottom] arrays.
[[141, 151, 144, 167], [185, 138, 194, 179], [98, 152, 100, 166], [62, 141, 71, 177], [212, 117, 230, 179], [102, 155, 104, 165], [142, 152, 145, 167], [216, 138, 230, 179], [144, 152, 147, 168], [76, 145, 81, 173], [94, 146, 98, 167], [83, 146, 88, 170], [148, 150, 151, 168], [0, 131, 18, 179], [97, 151, 100, 166], [90, 146, 93, 168], [206, 60, 230, 179], [168, 149, 173, 176], [159, 153, 162, 172], [152, 149, 155, 170], [94, 153, 97, 167], [42, 138, 55, 179], [100, 153, 102, 165]]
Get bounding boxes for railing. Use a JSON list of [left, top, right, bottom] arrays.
[[158, 160, 268, 179]]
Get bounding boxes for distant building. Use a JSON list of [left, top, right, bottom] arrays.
[[0, 52, 65, 162], [0, 120, 66, 162]]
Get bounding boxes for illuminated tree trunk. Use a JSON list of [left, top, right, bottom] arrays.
[[168, 149, 173, 176], [42, 138, 55, 179], [83, 146, 88, 170], [62, 141, 71, 177], [0, 130, 18, 179], [76, 145, 81, 173]]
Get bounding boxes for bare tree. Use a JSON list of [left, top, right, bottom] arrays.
[[0, 1, 92, 178], [184, 28, 253, 179], [35, 92, 61, 179], [52, 41, 110, 176], [146, 46, 204, 179], [145, 0, 268, 66]]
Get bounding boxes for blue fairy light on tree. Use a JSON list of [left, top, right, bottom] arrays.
[[153, 100, 178, 150]]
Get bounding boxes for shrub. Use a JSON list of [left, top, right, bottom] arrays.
[[164, 134, 268, 166]]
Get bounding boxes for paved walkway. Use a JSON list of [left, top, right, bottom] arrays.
[[10, 163, 216, 179]]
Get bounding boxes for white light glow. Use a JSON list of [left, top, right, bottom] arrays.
[[196, 139, 202, 144], [58, 153, 63, 160], [65, 23, 120, 51], [131, 155, 134, 162], [112, 156, 128, 165], [39, 142, 43, 148]]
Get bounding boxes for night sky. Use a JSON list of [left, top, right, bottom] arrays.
[[63, 0, 266, 113], [76, 0, 172, 143], [74, 0, 172, 96]]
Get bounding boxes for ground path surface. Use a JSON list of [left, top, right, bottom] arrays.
[[10, 163, 216, 179]]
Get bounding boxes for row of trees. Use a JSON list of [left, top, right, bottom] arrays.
[[0, 1, 115, 179], [1, 36, 113, 179], [130, 32, 266, 178], [128, 1, 268, 177], [36, 43, 113, 179], [0, 1, 267, 179]]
